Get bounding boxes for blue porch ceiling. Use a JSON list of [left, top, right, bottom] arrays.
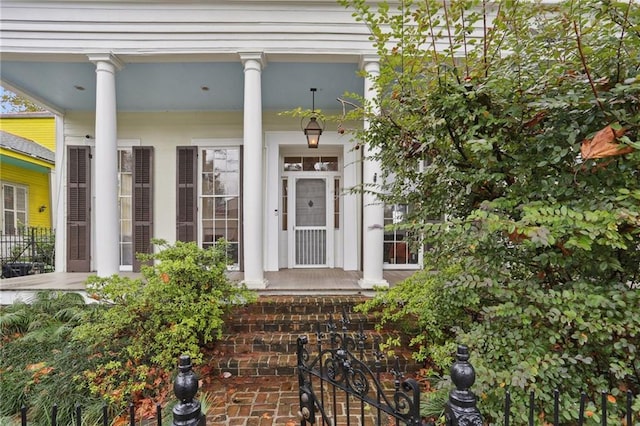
[[0, 61, 363, 113]]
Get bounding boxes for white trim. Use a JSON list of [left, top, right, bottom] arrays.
[[117, 139, 141, 147], [265, 131, 354, 271], [191, 138, 243, 147]]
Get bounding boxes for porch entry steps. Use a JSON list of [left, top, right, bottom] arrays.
[[210, 295, 421, 378]]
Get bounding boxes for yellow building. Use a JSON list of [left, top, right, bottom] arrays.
[[0, 113, 55, 232]]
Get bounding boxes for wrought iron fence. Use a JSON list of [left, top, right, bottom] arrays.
[[16, 355, 205, 426], [0, 227, 55, 277], [296, 311, 638, 426]]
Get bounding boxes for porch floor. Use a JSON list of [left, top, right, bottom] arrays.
[[0, 269, 417, 303]]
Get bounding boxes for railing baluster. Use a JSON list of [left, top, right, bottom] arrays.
[[102, 404, 109, 426], [626, 390, 633, 426], [75, 403, 81, 426], [504, 390, 510, 426], [601, 391, 607, 426], [528, 390, 534, 426], [51, 403, 58, 426], [156, 403, 162, 426], [130, 402, 135, 426], [553, 389, 559, 426], [373, 337, 383, 426], [578, 392, 586, 426], [21, 405, 27, 426]]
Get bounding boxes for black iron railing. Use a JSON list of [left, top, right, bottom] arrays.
[[0, 227, 55, 277], [296, 311, 638, 426], [17, 355, 205, 426], [297, 310, 423, 426]]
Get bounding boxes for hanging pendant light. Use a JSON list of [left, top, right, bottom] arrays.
[[302, 88, 324, 148]]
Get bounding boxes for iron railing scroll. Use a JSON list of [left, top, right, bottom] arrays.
[[296, 308, 422, 426], [445, 345, 483, 426]]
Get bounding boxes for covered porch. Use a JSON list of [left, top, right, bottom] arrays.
[[0, 269, 416, 304]]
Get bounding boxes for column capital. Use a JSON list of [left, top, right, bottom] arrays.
[[359, 55, 380, 73], [87, 53, 124, 71], [239, 52, 267, 70]]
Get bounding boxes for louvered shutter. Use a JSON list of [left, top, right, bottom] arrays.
[[67, 146, 91, 272], [132, 146, 154, 272], [176, 146, 197, 242]]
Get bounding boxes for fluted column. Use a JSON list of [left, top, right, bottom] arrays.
[[359, 57, 388, 289], [88, 54, 122, 277], [240, 53, 267, 289]]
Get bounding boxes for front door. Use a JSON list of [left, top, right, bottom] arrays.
[[290, 177, 333, 267]]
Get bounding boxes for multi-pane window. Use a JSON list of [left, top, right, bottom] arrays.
[[383, 204, 419, 265], [2, 183, 27, 235], [118, 149, 133, 267], [284, 156, 338, 172], [201, 148, 240, 268], [281, 179, 288, 231]]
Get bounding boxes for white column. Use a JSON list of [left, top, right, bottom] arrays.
[[359, 57, 388, 289], [240, 53, 267, 289], [342, 141, 359, 271], [89, 54, 122, 277], [53, 114, 65, 272]]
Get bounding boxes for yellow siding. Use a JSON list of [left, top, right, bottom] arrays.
[[1, 163, 51, 228], [0, 116, 56, 151]]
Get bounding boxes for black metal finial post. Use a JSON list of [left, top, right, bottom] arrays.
[[445, 345, 483, 426], [172, 355, 206, 426]]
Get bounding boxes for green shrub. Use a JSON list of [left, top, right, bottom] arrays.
[[72, 239, 256, 409], [341, 0, 640, 422], [0, 292, 102, 425]]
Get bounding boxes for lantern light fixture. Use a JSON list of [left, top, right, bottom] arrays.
[[302, 88, 324, 149]]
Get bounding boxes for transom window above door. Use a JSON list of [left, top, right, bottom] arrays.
[[284, 156, 338, 172]]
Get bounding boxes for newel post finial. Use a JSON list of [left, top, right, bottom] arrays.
[[172, 355, 206, 426], [445, 345, 483, 426]]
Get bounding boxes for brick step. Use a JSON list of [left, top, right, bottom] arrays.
[[208, 350, 422, 378], [224, 312, 380, 333], [232, 295, 375, 316], [216, 331, 408, 354]]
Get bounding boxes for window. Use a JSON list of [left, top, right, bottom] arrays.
[[200, 148, 240, 268], [2, 183, 27, 235], [118, 149, 133, 267], [284, 156, 338, 172], [383, 204, 419, 265]]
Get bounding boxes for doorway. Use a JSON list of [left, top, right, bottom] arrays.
[[289, 177, 334, 267]]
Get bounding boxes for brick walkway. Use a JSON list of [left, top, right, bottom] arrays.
[[201, 375, 402, 426], [203, 376, 300, 426]]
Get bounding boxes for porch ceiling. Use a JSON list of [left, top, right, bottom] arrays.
[[0, 60, 364, 114]]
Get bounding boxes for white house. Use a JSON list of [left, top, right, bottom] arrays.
[[0, 0, 422, 289]]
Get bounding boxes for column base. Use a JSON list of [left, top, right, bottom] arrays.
[[242, 279, 269, 290], [357, 278, 389, 290]]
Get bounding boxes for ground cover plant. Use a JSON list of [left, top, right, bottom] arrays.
[[337, 0, 640, 423], [0, 239, 255, 424]]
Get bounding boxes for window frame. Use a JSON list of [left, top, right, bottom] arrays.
[[2, 181, 28, 235]]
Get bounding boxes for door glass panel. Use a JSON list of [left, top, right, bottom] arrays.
[[284, 157, 302, 171], [295, 178, 327, 266], [296, 179, 326, 226]]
